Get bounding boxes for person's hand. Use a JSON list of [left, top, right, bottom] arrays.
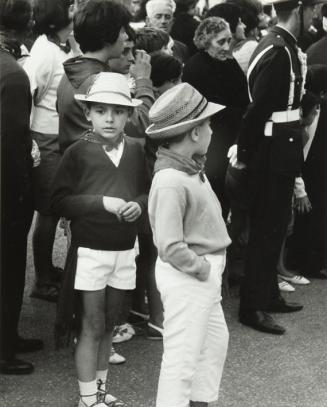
[[130, 50, 151, 80], [118, 201, 142, 222], [194, 260, 210, 281], [227, 144, 246, 169], [294, 195, 312, 213], [103, 197, 126, 220]]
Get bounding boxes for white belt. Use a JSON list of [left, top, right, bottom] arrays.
[[264, 109, 300, 136]]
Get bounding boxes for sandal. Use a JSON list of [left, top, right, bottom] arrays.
[[30, 282, 59, 303]]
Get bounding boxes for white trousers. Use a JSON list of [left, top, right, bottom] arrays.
[[155, 253, 229, 407]]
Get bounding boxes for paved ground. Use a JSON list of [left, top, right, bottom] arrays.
[[1, 223, 327, 407]]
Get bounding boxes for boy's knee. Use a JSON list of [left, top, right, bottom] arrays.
[[82, 316, 105, 340]]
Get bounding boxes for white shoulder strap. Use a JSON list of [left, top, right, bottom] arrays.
[[247, 45, 274, 102]]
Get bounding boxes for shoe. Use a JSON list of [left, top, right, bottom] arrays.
[[97, 387, 126, 406], [278, 281, 295, 292], [279, 274, 310, 285], [15, 336, 44, 353], [112, 324, 133, 344], [78, 399, 107, 407], [109, 347, 126, 365], [0, 358, 34, 375], [239, 310, 285, 335], [146, 322, 163, 340], [267, 298, 303, 313]]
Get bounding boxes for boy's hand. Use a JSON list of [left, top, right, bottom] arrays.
[[194, 260, 210, 281], [103, 197, 126, 220], [195, 268, 210, 281], [118, 201, 142, 222], [130, 50, 151, 80], [294, 195, 312, 213]]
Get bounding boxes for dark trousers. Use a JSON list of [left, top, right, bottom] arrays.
[[0, 195, 33, 360], [239, 170, 294, 313]]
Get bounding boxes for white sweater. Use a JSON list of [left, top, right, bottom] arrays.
[[24, 35, 72, 134]]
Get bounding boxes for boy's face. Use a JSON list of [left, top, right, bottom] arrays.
[[194, 118, 212, 155], [109, 40, 135, 75], [85, 103, 130, 140], [109, 27, 129, 59]]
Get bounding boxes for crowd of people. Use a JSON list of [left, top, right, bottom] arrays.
[[1, 0, 327, 405]]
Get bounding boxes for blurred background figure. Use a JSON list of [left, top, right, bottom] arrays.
[[25, 0, 75, 304], [0, 0, 43, 376], [183, 16, 249, 220]]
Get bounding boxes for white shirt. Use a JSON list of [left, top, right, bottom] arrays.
[[103, 139, 125, 167], [24, 35, 72, 134]]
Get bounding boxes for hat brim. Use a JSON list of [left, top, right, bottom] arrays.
[[145, 101, 225, 139], [75, 93, 142, 107]]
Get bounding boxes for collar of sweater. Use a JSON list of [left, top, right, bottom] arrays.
[[154, 146, 206, 181]]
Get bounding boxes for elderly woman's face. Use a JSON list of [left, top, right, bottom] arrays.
[[207, 28, 232, 61]]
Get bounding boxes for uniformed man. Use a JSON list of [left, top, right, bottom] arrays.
[[228, 0, 326, 334]]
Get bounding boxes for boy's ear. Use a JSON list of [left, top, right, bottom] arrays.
[[190, 125, 200, 142], [83, 104, 92, 122]]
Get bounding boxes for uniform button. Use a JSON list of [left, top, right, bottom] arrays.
[[289, 138, 294, 142]]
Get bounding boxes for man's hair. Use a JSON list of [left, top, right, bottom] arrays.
[[33, 0, 73, 36], [74, 0, 131, 53], [150, 52, 182, 87], [322, 3, 327, 17], [206, 2, 242, 33], [135, 26, 169, 53], [194, 16, 230, 50], [0, 0, 32, 32]]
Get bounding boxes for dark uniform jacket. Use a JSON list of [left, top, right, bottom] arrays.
[[237, 26, 305, 177]]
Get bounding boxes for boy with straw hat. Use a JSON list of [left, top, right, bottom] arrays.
[[146, 82, 231, 407], [51, 72, 148, 407]]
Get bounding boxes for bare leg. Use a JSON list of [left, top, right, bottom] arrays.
[[75, 289, 105, 382], [277, 235, 297, 278]]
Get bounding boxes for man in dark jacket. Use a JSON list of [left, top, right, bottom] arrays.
[[230, 0, 325, 335], [0, 0, 43, 375]]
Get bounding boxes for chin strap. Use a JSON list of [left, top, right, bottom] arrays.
[[298, 0, 304, 41]]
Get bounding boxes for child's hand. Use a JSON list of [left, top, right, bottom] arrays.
[[118, 201, 142, 222], [194, 260, 210, 282], [294, 195, 312, 213], [103, 197, 126, 220]]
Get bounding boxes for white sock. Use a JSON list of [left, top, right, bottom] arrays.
[[78, 379, 97, 406], [96, 369, 108, 391]]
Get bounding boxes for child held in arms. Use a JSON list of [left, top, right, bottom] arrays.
[[51, 72, 148, 407]]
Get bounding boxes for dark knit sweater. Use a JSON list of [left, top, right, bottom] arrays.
[[50, 135, 148, 250]]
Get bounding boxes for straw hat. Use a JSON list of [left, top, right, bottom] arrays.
[[75, 72, 142, 107], [145, 83, 225, 139]]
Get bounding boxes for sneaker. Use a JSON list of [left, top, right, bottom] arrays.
[[146, 322, 163, 340], [279, 280, 295, 292], [112, 325, 133, 344], [109, 347, 126, 365], [279, 274, 310, 285]]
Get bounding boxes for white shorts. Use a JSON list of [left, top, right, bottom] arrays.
[[74, 247, 137, 291]]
